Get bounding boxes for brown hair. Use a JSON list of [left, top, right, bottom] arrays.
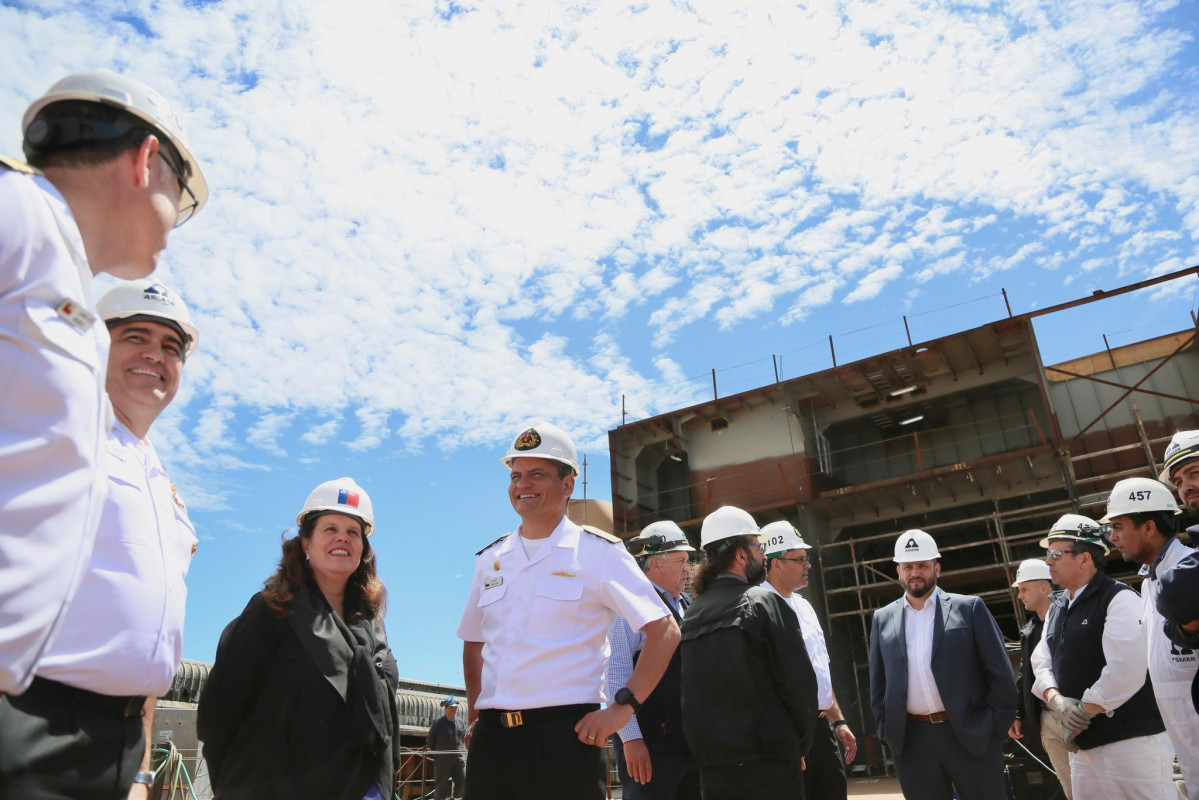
[[693, 536, 751, 595], [262, 513, 387, 620]]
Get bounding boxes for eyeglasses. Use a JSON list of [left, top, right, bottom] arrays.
[[1045, 549, 1077, 561], [743, 541, 766, 554], [158, 153, 198, 227], [775, 556, 810, 565]]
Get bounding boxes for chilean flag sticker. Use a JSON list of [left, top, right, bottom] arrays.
[[337, 489, 360, 508]]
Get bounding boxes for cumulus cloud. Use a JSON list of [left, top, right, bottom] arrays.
[[2, 0, 1196, 507]]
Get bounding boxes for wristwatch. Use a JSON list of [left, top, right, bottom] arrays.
[[614, 687, 641, 714], [132, 770, 156, 786]]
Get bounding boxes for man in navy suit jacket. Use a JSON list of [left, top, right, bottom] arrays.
[[868, 530, 1016, 799]]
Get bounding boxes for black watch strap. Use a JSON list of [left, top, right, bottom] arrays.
[[615, 687, 641, 714]]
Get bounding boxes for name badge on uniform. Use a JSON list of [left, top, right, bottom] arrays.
[[484, 577, 503, 590], [55, 297, 96, 334]]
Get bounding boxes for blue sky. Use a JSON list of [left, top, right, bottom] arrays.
[[2, 0, 1197, 686]]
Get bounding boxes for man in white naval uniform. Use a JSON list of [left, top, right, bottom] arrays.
[[457, 422, 680, 800], [0, 70, 206, 697], [760, 521, 857, 800], [0, 282, 199, 800]]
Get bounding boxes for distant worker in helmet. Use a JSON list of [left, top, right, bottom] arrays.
[[427, 696, 467, 799], [605, 521, 700, 800], [456, 421, 679, 800], [1007, 557, 1072, 798], [0, 281, 199, 799], [1030, 513, 1173, 799], [198, 478, 400, 800], [1102, 474, 1198, 790], [868, 529, 1015, 800], [679, 506, 818, 799], [0, 69, 208, 698], [761, 521, 857, 800]]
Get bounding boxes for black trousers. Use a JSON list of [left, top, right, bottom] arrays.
[[433, 754, 465, 799], [614, 737, 701, 800], [894, 719, 1007, 800], [464, 705, 604, 800], [802, 717, 847, 800], [698, 759, 803, 800], [0, 677, 145, 800]]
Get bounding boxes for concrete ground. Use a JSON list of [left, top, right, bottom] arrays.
[[847, 776, 904, 798]]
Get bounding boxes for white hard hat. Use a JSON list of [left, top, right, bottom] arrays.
[[893, 530, 940, 563], [761, 521, 811, 557], [700, 506, 760, 549], [640, 520, 695, 553], [1038, 513, 1107, 552], [22, 69, 208, 221], [1099, 477, 1181, 523], [297, 477, 375, 537], [502, 421, 579, 476], [1160, 431, 1199, 483], [97, 281, 198, 358], [1012, 558, 1052, 587]]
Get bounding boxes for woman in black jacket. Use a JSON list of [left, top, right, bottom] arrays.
[[197, 477, 399, 800]]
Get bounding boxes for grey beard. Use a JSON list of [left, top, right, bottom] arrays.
[[746, 557, 766, 586]]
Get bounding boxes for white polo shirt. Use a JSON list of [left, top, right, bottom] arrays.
[[37, 420, 196, 696], [0, 167, 109, 695], [457, 517, 668, 711]]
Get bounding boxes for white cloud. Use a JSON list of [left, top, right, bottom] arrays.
[[2, 0, 1196, 507]]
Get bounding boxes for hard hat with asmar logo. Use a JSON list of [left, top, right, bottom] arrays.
[[893, 530, 940, 563]]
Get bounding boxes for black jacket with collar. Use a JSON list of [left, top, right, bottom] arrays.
[[679, 575, 818, 767], [197, 584, 399, 799]]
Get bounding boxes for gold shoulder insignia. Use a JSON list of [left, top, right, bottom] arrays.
[[476, 533, 510, 556], [581, 525, 622, 544], [0, 155, 39, 175]]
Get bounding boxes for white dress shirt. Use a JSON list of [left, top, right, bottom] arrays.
[[458, 517, 668, 711], [38, 420, 197, 696], [903, 588, 946, 715], [764, 582, 834, 710], [1031, 583, 1148, 713], [0, 168, 109, 694]]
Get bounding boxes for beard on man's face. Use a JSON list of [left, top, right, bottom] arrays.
[[904, 574, 937, 598], [746, 552, 767, 586]]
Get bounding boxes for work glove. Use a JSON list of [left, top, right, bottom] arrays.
[[1046, 693, 1093, 736]]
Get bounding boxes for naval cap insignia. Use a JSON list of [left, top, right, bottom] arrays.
[[514, 428, 541, 451]]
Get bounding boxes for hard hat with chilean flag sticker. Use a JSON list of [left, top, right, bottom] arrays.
[[297, 477, 375, 537]]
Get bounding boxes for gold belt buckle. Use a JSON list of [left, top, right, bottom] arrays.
[[500, 711, 523, 728]]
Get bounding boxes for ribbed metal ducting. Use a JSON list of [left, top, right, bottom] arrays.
[[163, 659, 211, 704], [160, 659, 466, 735]]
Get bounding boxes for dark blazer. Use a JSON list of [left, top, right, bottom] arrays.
[[197, 585, 400, 800], [1015, 615, 1044, 737], [869, 590, 1016, 758]]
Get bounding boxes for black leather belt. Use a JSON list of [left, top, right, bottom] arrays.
[[24, 676, 145, 718], [479, 703, 599, 729]]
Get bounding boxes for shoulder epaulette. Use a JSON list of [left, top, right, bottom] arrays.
[[581, 527, 622, 545], [476, 533, 510, 556], [0, 155, 39, 175]]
